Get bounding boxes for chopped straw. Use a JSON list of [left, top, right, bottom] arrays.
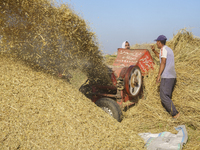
[[105, 29, 200, 150], [0, 0, 143, 149], [0, 0, 200, 149], [123, 29, 200, 150], [0, 55, 144, 149]]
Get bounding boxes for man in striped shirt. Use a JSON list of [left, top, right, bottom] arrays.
[[151, 35, 180, 119]]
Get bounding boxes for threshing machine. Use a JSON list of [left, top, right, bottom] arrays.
[[80, 48, 154, 122]]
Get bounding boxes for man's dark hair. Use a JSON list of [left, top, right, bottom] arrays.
[[160, 40, 166, 45]]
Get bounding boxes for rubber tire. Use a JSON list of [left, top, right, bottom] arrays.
[[95, 98, 123, 122]]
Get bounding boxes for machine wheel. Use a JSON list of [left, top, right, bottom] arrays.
[[95, 98, 122, 122], [125, 66, 142, 97]]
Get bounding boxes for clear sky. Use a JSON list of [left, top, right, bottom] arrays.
[[60, 0, 200, 54]]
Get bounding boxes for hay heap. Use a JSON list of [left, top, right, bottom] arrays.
[[0, 55, 144, 149], [121, 29, 200, 150], [0, 0, 200, 149], [0, 0, 144, 149], [0, 0, 111, 85]]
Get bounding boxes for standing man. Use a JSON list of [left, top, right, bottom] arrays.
[[151, 35, 180, 119]]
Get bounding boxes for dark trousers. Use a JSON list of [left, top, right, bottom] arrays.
[[160, 78, 179, 116]]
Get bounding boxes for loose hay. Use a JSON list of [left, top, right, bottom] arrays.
[[0, 56, 144, 149], [104, 30, 200, 149], [0, 0, 143, 149], [121, 29, 200, 150], [0, 0, 111, 85], [0, 0, 200, 149]]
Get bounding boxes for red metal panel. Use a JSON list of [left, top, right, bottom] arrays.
[[113, 48, 146, 67], [112, 48, 154, 75], [137, 50, 154, 75], [111, 67, 129, 78], [111, 72, 117, 86]]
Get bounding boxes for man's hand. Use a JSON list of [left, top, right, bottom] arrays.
[[156, 75, 161, 84], [151, 45, 159, 58], [151, 45, 155, 51]]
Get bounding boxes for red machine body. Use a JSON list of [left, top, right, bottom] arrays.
[[91, 48, 154, 107], [112, 48, 154, 77]]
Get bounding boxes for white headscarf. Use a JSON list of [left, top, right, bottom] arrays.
[[122, 41, 128, 48]]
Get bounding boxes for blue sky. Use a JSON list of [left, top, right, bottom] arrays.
[[60, 0, 200, 54]]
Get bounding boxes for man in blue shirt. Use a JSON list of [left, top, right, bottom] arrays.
[[151, 35, 180, 119]]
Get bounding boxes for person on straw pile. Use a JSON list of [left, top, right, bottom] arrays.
[[122, 41, 130, 49], [151, 35, 180, 119]]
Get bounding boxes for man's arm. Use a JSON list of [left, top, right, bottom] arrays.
[[157, 58, 166, 83], [151, 45, 159, 58]]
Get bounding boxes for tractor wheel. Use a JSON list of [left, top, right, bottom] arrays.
[[95, 98, 122, 122]]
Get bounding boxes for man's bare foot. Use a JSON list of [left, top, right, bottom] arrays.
[[173, 112, 180, 119]]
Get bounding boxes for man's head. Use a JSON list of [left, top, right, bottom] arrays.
[[125, 41, 130, 49], [122, 41, 130, 49], [154, 35, 167, 49]]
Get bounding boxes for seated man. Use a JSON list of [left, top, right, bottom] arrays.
[[122, 41, 130, 49]]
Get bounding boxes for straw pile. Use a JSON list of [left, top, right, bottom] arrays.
[[121, 29, 200, 150], [104, 29, 200, 149], [0, 0, 144, 149], [0, 0, 200, 149], [0, 0, 111, 85], [0, 55, 145, 149]]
